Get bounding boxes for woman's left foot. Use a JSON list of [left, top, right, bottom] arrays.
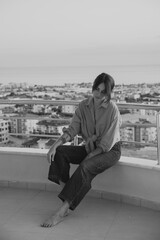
[[41, 209, 70, 228], [41, 214, 64, 228]]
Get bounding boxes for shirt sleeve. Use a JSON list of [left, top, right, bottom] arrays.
[[97, 109, 121, 152], [63, 106, 81, 140]]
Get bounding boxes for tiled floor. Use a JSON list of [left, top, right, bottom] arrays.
[[0, 187, 160, 240]]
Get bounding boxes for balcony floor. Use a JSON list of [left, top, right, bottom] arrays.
[[0, 187, 160, 240]]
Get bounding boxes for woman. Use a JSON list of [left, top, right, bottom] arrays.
[[41, 72, 121, 227]]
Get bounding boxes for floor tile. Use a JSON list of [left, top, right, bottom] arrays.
[[0, 228, 48, 240], [0, 188, 160, 240], [45, 232, 104, 240], [47, 211, 114, 238], [105, 204, 160, 240]]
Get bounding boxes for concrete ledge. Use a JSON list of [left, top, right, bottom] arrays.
[[0, 147, 160, 211], [1, 180, 160, 212], [0, 147, 47, 156]]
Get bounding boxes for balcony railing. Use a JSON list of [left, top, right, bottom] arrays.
[[0, 99, 160, 164]]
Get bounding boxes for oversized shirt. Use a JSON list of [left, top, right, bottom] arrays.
[[63, 96, 121, 154]]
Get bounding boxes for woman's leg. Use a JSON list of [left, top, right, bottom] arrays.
[[59, 142, 121, 210], [42, 142, 121, 227], [41, 145, 87, 227], [48, 145, 87, 185]]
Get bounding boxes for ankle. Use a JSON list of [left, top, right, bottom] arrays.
[[59, 202, 70, 216]]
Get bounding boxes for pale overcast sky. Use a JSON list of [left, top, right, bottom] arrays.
[[0, 0, 160, 67]]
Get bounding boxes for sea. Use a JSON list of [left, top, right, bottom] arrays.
[[0, 65, 160, 86]]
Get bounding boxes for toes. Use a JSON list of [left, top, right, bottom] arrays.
[[41, 224, 51, 228], [41, 222, 52, 228], [41, 215, 65, 228]]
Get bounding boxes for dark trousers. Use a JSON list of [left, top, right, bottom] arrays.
[[48, 142, 121, 210]]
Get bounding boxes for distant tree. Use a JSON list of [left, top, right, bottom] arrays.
[[15, 104, 24, 108], [125, 97, 136, 103], [119, 109, 130, 115], [8, 92, 16, 97], [59, 112, 73, 118]]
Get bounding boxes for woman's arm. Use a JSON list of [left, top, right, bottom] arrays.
[[47, 132, 71, 164], [63, 107, 81, 139], [47, 103, 82, 163], [98, 112, 121, 152]]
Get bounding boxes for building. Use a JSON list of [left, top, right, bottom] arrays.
[[32, 105, 44, 114], [120, 126, 135, 142], [37, 139, 49, 149], [61, 105, 77, 115], [25, 119, 39, 134], [0, 119, 10, 143], [120, 122, 157, 145], [140, 127, 157, 143], [2, 106, 15, 114], [36, 119, 69, 136], [10, 117, 26, 134]]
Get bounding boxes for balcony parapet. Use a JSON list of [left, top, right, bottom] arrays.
[[0, 99, 160, 110], [0, 147, 160, 211]]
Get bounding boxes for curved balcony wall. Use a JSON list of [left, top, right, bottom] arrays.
[[0, 147, 160, 211]]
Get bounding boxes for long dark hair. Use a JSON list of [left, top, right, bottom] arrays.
[[92, 73, 115, 101]]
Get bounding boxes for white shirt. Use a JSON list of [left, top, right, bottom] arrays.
[[64, 96, 121, 153]]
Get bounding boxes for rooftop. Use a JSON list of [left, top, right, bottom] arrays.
[[1, 187, 160, 240]]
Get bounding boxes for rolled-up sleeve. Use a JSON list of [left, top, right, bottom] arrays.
[[97, 111, 121, 152], [63, 107, 81, 140]]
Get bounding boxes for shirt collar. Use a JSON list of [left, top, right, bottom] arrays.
[[85, 96, 109, 109]]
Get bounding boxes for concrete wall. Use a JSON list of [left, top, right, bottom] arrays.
[[0, 147, 160, 210]]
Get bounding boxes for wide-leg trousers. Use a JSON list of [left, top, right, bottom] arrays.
[[48, 142, 121, 210]]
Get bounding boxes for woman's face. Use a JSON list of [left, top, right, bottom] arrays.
[[93, 83, 107, 102]]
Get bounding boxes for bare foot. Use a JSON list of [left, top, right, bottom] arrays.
[[41, 210, 69, 228], [41, 214, 64, 228]]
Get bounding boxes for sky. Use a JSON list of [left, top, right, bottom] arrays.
[[0, 0, 160, 68]]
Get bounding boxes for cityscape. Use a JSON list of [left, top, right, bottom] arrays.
[[1, 1, 160, 238], [0, 81, 160, 160]]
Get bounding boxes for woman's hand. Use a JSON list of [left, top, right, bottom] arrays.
[[84, 153, 94, 160], [47, 143, 58, 164], [47, 133, 71, 164]]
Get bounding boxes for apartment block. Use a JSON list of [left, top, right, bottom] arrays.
[[0, 120, 10, 143]]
